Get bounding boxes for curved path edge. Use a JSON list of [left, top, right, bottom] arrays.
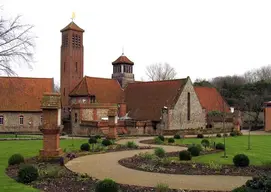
[[65, 137, 251, 191]]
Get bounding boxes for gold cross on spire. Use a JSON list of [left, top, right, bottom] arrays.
[[71, 12, 76, 21]]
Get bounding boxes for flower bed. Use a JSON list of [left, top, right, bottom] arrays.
[[6, 152, 225, 192], [119, 151, 271, 176]]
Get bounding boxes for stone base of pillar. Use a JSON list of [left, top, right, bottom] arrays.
[[39, 148, 63, 159], [234, 125, 240, 132], [107, 127, 118, 139]]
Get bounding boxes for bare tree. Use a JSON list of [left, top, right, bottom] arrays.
[[145, 63, 177, 81], [0, 13, 36, 76], [243, 65, 271, 83], [54, 81, 60, 93]]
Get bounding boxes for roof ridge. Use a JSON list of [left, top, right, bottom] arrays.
[[85, 75, 118, 81], [130, 78, 188, 85], [0, 76, 53, 80], [85, 76, 90, 95]]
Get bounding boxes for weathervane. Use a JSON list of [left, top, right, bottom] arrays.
[[71, 12, 76, 21], [122, 46, 124, 55]]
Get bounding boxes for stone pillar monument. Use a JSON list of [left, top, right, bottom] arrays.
[[39, 93, 63, 158], [107, 108, 118, 139]]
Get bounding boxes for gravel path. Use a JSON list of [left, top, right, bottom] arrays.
[[65, 137, 251, 191]]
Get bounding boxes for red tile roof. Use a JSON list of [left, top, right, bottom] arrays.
[[69, 76, 124, 103], [194, 86, 230, 113], [112, 54, 134, 65], [125, 78, 188, 121], [60, 21, 84, 32], [0, 77, 53, 112]]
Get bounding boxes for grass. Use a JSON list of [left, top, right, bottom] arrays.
[[173, 135, 271, 165], [0, 134, 42, 139], [0, 139, 86, 192]]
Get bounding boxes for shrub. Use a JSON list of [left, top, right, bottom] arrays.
[[188, 146, 200, 156], [168, 138, 175, 143], [233, 154, 250, 167], [232, 186, 247, 192], [89, 137, 97, 144], [95, 178, 119, 192], [8, 154, 24, 166], [18, 164, 39, 183], [174, 134, 181, 139], [80, 143, 90, 151], [215, 143, 225, 150], [245, 175, 271, 191], [102, 139, 112, 146], [154, 147, 166, 158], [95, 135, 102, 139], [230, 132, 236, 137], [138, 152, 155, 160], [126, 141, 138, 148], [179, 150, 192, 161], [158, 135, 165, 141], [197, 134, 204, 138], [223, 133, 228, 137], [216, 133, 222, 138], [201, 139, 210, 148], [156, 183, 169, 192], [154, 137, 163, 144]]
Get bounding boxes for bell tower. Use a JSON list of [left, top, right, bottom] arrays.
[[60, 21, 84, 118], [112, 53, 135, 88]]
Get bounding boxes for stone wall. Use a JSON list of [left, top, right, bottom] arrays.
[[0, 112, 42, 133], [169, 78, 206, 129]]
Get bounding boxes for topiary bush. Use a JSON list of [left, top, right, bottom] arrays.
[[197, 134, 204, 138], [95, 135, 102, 139], [230, 132, 237, 137], [179, 150, 192, 161], [126, 141, 138, 148], [154, 137, 163, 144], [80, 143, 90, 151], [95, 178, 119, 192], [168, 138, 175, 143], [201, 139, 210, 148], [215, 143, 225, 150], [216, 133, 222, 138], [154, 147, 166, 158], [102, 139, 112, 146], [188, 145, 200, 156], [174, 134, 181, 139], [18, 164, 39, 183], [8, 154, 24, 166], [158, 135, 165, 141], [236, 131, 243, 136], [233, 154, 250, 167], [89, 137, 97, 144]]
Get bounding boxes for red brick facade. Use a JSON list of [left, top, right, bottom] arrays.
[[60, 22, 84, 118]]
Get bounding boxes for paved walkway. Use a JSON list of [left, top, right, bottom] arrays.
[[65, 137, 251, 191]]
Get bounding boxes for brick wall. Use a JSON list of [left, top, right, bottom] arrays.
[[169, 78, 206, 129], [0, 112, 42, 133]]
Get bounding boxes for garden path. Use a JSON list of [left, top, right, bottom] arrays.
[[65, 137, 251, 191]]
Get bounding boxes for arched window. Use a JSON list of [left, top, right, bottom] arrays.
[[0, 115, 4, 125], [19, 115, 24, 125]]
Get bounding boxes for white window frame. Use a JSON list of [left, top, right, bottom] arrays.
[[19, 115, 24, 125]]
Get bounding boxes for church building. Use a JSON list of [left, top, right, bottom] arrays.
[[59, 21, 231, 136]]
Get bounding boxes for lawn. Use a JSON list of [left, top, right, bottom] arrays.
[[174, 135, 271, 165], [0, 134, 42, 139], [0, 139, 86, 192]]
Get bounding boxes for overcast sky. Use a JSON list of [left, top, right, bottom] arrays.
[[2, 0, 271, 83]]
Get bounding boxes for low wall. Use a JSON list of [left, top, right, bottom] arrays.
[[163, 127, 233, 135]]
